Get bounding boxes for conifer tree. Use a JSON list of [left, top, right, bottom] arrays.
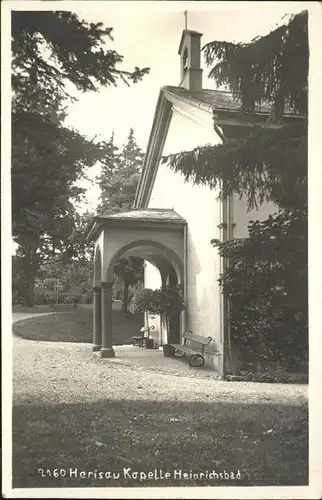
[[98, 128, 144, 214], [163, 11, 308, 372], [98, 128, 145, 312], [11, 10, 149, 305]]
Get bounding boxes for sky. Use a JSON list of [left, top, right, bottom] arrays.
[[58, 1, 306, 212], [64, 1, 305, 148], [7, 1, 307, 254]]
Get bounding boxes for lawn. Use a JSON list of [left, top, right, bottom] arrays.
[[13, 306, 143, 345], [12, 399, 308, 488]]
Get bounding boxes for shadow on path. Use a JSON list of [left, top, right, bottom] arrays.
[[12, 398, 308, 488]]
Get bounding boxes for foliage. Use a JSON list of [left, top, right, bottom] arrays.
[[37, 258, 93, 294], [98, 128, 144, 214], [99, 128, 145, 311], [130, 285, 185, 335], [130, 285, 185, 315], [163, 11, 307, 211], [240, 364, 308, 384], [12, 11, 149, 99], [163, 11, 308, 372], [12, 209, 95, 305], [30, 210, 94, 271], [212, 208, 308, 371], [11, 10, 149, 305], [114, 256, 144, 312], [163, 121, 307, 211], [113, 257, 143, 285], [203, 10, 308, 117]]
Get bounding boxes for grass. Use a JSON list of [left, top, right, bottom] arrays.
[[12, 399, 308, 488], [13, 306, 143, 345], [13, 305, 58, 314]]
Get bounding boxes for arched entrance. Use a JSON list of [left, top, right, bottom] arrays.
[[86, 209, 186, 357], [113, 245, 182, 346]]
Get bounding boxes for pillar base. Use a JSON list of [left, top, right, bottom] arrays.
[[100, 348, 115, 358], [93, 345, 101, 352]]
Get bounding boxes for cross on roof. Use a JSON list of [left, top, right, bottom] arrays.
[[184, 10, 188, 30]]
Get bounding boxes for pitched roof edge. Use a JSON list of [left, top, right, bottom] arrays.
[[163, 85, 306, 119], [134, 89, 173, 209], [133, 86, 305, 211], [163, 86, 213, 114]]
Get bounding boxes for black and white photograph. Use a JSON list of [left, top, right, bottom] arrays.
[[2, 1, 321, 498]]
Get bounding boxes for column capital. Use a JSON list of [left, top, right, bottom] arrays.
[[101, 281, 114, 290], [93, 286, 102, 293]]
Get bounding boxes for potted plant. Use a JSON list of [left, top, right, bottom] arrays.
[[129, 288, 158, 349], [140, 324, 155, 349], [158, 285, 185, 357], [130, 285, 185, 355]]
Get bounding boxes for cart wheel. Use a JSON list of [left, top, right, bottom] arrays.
[[189, 354, 204, 368], [138, 338, 144, 347]]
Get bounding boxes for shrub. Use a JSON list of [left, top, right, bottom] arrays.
[[213, 209, 308, 373], [130, 285, 185, 336]]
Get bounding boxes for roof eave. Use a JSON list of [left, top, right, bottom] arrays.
[[85, 218, 103, 243], [134, 89, 173, 209], [163, 87, 306, 122], [213, 108, 305, 130], [86, 217, 186, 238]]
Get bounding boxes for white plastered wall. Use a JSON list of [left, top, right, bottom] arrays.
[[93, 231, 105, 285], [144, 262, 164, 345], [146, 102, 223, 370]]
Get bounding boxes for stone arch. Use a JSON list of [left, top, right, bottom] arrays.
[[104, 239, 184, 284], [145, 255, 176, 287]]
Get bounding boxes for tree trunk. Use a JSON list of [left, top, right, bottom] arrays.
[[55, 280, 60, 305], [21, 242, 38, 307], [26, 276, 36, 307], [122, 279, 129, 313]]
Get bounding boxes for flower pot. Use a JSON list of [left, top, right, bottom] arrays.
[[162, 344, 175, 357], [144, 338, 154, 349]]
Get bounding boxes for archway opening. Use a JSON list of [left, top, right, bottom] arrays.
[[108, 241, 184, 347]]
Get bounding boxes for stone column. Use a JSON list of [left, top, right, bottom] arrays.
[[93, 286, 102, 351], [100, 281, 115, 358]]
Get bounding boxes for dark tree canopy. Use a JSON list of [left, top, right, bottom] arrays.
[[12, 10, 150, 99], [99, 128, 144, 214], [163, 11, 308, 211], [203, 10, 308, 117], [98, 128, 145, 312], [11, 10, 149, 306], [163, 120, 307, 211], [165, 10, 308, 374]]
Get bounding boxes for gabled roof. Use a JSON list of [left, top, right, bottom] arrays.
[[86, 209, 186, 242], [98, 208, 186, 224], [133, 85, 305, 209], [163, 86, 299, 116]]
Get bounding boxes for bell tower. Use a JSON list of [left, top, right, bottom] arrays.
[[178, 13, 203, 91]]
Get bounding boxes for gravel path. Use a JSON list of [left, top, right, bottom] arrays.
[[13, 316, 308, 407]]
